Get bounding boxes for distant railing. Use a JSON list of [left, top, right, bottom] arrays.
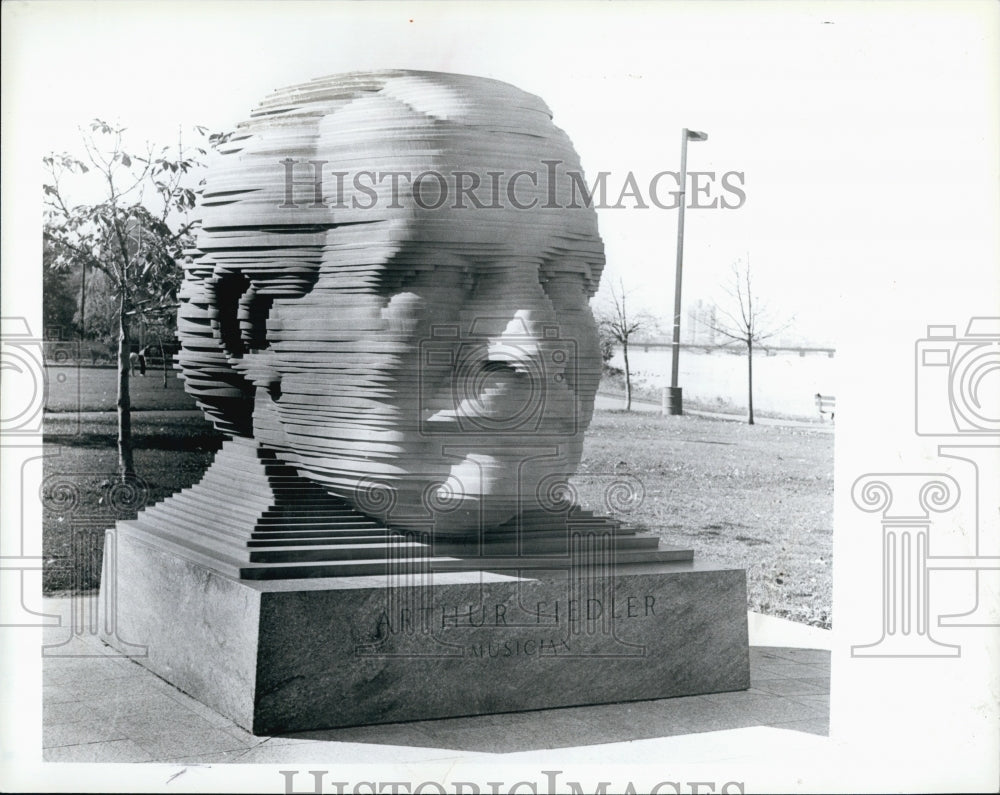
[[633, 341, 836, 358]]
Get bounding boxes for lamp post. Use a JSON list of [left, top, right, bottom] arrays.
[[664, 128, 708, 416]]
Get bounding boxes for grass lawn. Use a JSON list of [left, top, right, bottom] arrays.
[[574, 410, 833, 628], [45, 365, 199, 412], [41, 370, 833, 627], [42, 414, 223, 593], [599, 369, 825, 423]]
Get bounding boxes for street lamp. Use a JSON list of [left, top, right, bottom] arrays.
[[664, 127, 708, 416]]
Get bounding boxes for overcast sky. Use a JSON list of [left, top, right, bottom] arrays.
[[4, 0, 998, 346], [5, 1, 995, 347]]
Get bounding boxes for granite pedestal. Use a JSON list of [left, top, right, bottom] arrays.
[[100, 521, 749, 734], [98, 442, 749, 733]]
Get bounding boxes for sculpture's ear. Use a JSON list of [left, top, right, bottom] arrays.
[[211, 271, 284, 401], [174, 259, 252, 437], [214, 271, 273, 359], [177, 245, 322, 438]]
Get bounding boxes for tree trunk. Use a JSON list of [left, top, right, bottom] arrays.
[[117, 289, 134, 480], [746, 336, 755, 425], [623, 338, 632, 411], [79, 261, 86, 341], [160, 337, 168, 388]]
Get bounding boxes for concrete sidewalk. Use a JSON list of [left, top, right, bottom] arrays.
[[41, 596, 829, 764]]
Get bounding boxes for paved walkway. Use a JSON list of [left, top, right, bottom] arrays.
[[40, 596, 829, 764]]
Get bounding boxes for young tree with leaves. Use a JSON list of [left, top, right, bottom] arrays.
[[43, 120, 209, 480], [701, 257, 793, 425], [42, 239, 78, 340]]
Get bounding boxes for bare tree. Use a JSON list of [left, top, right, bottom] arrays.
[[701, 257, 793, 425], [596, 279, 650, 411]]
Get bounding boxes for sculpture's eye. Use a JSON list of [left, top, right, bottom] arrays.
[[538, 260, 595, 306]]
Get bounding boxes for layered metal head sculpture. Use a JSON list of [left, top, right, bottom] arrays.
[[177, 70, 605, 536]]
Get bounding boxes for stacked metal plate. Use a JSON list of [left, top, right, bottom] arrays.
[[176, 70, 607, 538], [120, 438, 692, 580]]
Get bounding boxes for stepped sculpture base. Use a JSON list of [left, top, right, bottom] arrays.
[[99, 441, 750, 734], [101, 526, 749, 734]]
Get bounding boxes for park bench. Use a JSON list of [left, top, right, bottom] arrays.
[[814, 393, 836, 421]]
